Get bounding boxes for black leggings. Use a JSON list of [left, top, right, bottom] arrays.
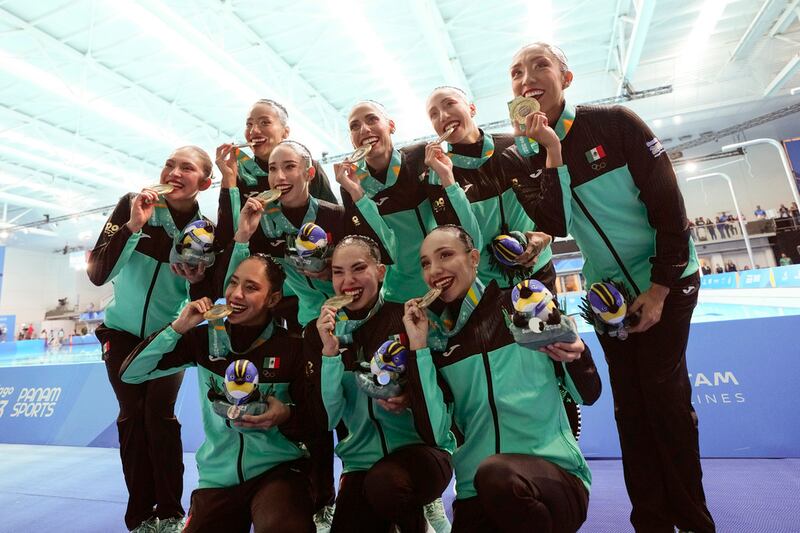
[[600, 273, 715, 533], [331, 444, 453, 533], [97, 325, 185, 530], [184, 459, 314, 533], [452, 454, 588, 533]]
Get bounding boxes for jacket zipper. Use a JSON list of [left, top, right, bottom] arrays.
[[140, 261, 161, 338], [571, 190, 641, 295], [367, 397, 389, 457], [236, 431, 245, 483], [224, 420, 246, 484], [414, 207, 428, 237], [478, 332, 501, 453]]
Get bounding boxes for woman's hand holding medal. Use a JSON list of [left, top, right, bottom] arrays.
[[234, 197, 265, 243], [126, 188, 160, 233], [172, 297, 215, 334], [215, 144, 240, 189], [334, 160, 364, 202], [424, 142, 455, 187], [316, 304, 340, 356], [403, 300, 429, 351]]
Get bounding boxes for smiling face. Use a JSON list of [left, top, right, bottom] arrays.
[[348, 102, 395, 163], [331, 240, 386, 312], [510, 44, 573, 123], [159, 147, 211, 202], [245, 102, 290, 160], [267, 143, 314, 208], [425, 88, 480, 145], [224, 258, 281, 327], [419, 228, 480, 303]]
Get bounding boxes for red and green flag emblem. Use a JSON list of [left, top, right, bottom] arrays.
[[585, 145, 606, 162]]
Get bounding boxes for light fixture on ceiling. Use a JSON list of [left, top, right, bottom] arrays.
[[653, 118, 663, 127], [673, 115, 683, 124], [685, 162, 698, 172], [678, 0, 730, 74], [0, 49, 188, 148], [116, 0, 336, 153], [0, 133, 149, 191], [320, 0, 428, 136], [790, 86, 799, 95]]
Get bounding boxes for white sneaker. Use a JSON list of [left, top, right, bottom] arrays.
[[423, 498, 451, 533], [313, 504, 335, 533]]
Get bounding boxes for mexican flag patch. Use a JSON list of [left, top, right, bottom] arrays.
[[585, 145, 606, 162], [266, 357, 280, 369]]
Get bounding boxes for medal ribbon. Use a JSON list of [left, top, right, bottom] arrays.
[[208, 319, 275, 360], [428, 133, 495, 185], [426, 278, 486, 351], [333, 289, 385, 345], [147, 197, 200, 239], [354, 149, 402, 197], [514, 102, 576, 157], [259, 196, 320, 239], [237, 150, 268, 187]]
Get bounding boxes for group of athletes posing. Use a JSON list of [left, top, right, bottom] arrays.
[[88, 42, 716, 533]]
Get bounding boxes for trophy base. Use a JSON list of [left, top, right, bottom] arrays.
[[509, 316, 579, 352], [354, 372, 403, 400], [211, 400, 267, 421]]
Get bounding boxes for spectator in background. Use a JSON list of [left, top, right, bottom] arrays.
[[780, 253, 793, 266], [790, 202, 799, 225], [725, 260, 737, 272], [778, 204, 790, 218], [742, 265, 750, 271], [688, 219, 697, 241], [26, 325, 34, 340], [40, 328, 47, 339], [754, 205, 766, 218], [727, 213, 739, 235], [716, 215, 729, 239], [705, 218, 717, 240], [715, 264, 724, 274], [701, 262, 712, 275]]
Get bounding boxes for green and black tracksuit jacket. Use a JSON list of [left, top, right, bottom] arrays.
[[215, 157, 338, 253], [507, 103, 698, 295], [87, 193, 213, 339], [340, 145, 458, 303], [415, 281, 596, 500], [404, 133, 556, 290], [221, 197, 396, 327], [120, 321, 313, 489], [303, 302, 456, 474]]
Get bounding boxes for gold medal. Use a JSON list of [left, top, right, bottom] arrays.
[[232, 142, 254, 149], [203, 304, 233, 321], [226, 405, 242, 420], [147, 183, 174, 195], [417, 287, 442, 309], [323, 294, 354, 310], [435, 125, 456, 144], [251, 189, 282, 205], [346, 144, 372, 163], [508, 96, 540, 125]]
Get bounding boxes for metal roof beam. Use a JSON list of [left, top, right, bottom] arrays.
[[618, 0, 657, 94], [768, 0, 800, 37], [764, 52, 800, 96], [729, 0, 787, 61], [409, 0, 473, 97], [0, 7, 232, 142], [208, 4, 348, 145]]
